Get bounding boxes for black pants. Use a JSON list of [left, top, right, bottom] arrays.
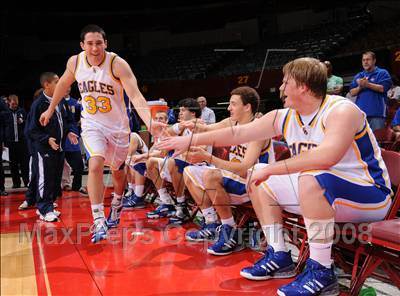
[[0, 144, 5, 191], [65, 150, 84, 191], [35, 150, 64, 215], [25, 155, 37, 205], [6, 141, 29, 187]]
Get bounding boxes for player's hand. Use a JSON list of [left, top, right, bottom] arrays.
[[40, 109, 54, 126], [155, 135, 191, 157], [247, 166, 272, 192], [149, 121, 167, 137], [185, 146, 211, 163], [48, 137, 59, 150], [67, 132, 79, 145], [180, 119, 206, 133]]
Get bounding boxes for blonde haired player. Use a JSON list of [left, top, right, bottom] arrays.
[[40, 24, 164, 243], [157, 57, 392, 295]]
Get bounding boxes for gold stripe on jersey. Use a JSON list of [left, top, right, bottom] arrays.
[[261, 139, 272, 154], [282, 109, 292, 139], [84, 52, 107, 68], [74, 54, 80, 77], [354, 123, 368, 140], [334, 195, 391, 211], [351, 142, 375, 184], [109, 54, 121, 83]]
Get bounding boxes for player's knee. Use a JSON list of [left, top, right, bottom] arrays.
[[88, 157, 104, 174], [203, 169, 221, 186], [298, 175, 323, 202], [167, 158, 176, 172]]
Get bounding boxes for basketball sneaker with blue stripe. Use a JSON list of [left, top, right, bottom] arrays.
[[240, 245, 296, 280], [277, 258, 339, 296], [146, 204, 176, 219], [106, 202, 123, 228], [91, 219, 108, 243], [185, 222, 221, 242], [207, 224, 244, 255], [122, 193, 145, 209]]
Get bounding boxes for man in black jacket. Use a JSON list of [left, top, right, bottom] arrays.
[[3, 95, 30, 188], [27, 72, 78, 222]]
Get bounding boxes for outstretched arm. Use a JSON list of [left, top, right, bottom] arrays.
[[156, 110, 281, 155], [113, 57, 158, 133]]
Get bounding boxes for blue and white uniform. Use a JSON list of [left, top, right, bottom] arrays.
[[185, 134, 274, 205], [255, 95, 392, 222]]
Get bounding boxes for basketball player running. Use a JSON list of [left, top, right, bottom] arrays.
[[40, 24, 165, 243], [156, 58, 392, 295]]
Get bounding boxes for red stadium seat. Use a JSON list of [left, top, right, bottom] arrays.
[[374, 127, 396, 150], [332, 150, 400, 294]]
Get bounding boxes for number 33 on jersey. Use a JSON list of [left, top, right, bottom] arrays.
[[74, 51, 129, 131]]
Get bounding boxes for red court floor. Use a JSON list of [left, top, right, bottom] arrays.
[[1, 190, 349, 295]]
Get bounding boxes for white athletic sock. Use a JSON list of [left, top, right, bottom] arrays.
[[177, 195, 186, 203], [135, 185, 144, 198], [309, 242, 333, 268], [262, 224, 287, 252], [221, 216, 236, 227], [202, 206, 218, 224], [158, 188, 172, 204], [91, 203, 105, 222], [304, 217, 335, 268]]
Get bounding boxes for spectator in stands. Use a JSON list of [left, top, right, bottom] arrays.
[[350, 51, 392, 131], [392, 107, 400, 132], [197, 96, 216, 124], [0, 96, 8, 196], [387, 75, 400, 100], [3, 94, 30, 188], [324, 61, 343, 95], [159, 98, 176, 124]]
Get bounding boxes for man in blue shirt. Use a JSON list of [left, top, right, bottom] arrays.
[[350, 51, 392, 131]]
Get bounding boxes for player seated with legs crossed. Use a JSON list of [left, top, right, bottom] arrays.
[[182, 86, 274, 255], [146, 98, 210, 222], [156, 58, 392, 295]]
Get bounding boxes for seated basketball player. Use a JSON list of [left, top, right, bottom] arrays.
[[156, 58, 392, 296], [146, 98, 209, 223], [120, 110, 169, 209], [182, 86, 274, 255]]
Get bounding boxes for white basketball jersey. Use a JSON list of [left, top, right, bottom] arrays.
[[278, 95, 391, 191], [229, 140, 274, 164], [75, 51, 129, 133]]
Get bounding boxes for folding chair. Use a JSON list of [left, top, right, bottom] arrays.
[[332, 150, 400, 295]]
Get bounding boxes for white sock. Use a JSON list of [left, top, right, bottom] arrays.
[[128, 183, 135, 190], [221, 216, 236, 227], [262, 224, 287, 252], [91, 203, 105, 222], [309, 242, 333, 268], [177, 195, 185, 203], [202, 206, 218, 224], [158, 188, 172, 204], [135, 185, 144, 198]]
